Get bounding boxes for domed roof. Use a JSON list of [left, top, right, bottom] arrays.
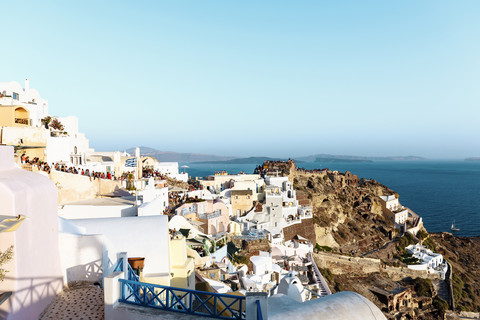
[[268, 291, 386, 320]]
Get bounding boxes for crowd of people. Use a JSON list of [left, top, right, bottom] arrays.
[[20, 155, 52, 174], [20, 154, 115, 180], [295, 167, 328, 174], [142, 168, 170, 180]]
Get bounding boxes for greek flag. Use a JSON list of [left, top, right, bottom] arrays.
[[125, 158, 137, 167]]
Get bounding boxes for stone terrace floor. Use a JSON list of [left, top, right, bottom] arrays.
[[39, 282, 104, 320]]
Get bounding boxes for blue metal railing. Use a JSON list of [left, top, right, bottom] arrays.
[[113, 258, 140, 282], [113, 257, 124, 272], [256, 299, 263, 320], [119, 278, 245, 319], [127, 263, 139, 281]]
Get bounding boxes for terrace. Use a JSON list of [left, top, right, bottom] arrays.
[[105, 257, 267, 320]]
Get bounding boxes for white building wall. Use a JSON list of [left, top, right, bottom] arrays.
[[72, 216, 170, 276], [0, 145, 63, 320], [0, 79, 49, 127], [59, 205, 137, 219], [154, 162, 179, 175], [138, 194, 168, 216], [395, 209, 409, 224], [46, 116, 90, 165], [265, 176, 289, 188], [59, 233, 104, 285]]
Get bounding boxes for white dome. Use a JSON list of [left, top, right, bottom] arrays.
[[268, 291, 386, 320]]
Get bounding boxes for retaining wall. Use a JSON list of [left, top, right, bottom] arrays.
[[313, 252, 441, 281]]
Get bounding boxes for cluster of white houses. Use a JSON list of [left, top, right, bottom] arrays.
[[0, 145, 387, 320], [0, 79, 188, 182], [0, 78, 446, 319]]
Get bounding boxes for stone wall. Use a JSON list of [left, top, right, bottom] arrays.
[[230, 238, 270, 253], [313, 252, 441, 281], [0, 126, 48, 160], [282, 218, 316, 243], [50, 171, 122, 204]]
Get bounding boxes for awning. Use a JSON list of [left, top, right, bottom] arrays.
[[0, 215, 27, 233]]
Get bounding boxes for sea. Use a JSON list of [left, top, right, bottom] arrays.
[[181, 160, 480, 237]]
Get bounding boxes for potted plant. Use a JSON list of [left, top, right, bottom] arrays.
[[41, 116, 52, 129]]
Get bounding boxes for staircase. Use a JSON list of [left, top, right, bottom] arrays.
[[307, 253, 332, 297], [434, 279, 450, 302]]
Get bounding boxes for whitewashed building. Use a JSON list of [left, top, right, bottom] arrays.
[[238, 176, 313, 241], [0, 79, 49, 127], [380, 195, 409, 226], [405, 244, 448, 278], [154, 162, 188, 182], [46, 116, 92, 165]]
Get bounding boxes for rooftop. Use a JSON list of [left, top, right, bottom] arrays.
[[231, 190, 253, 196], [62, 196, 136, 206], [39, 282, 103, 320]]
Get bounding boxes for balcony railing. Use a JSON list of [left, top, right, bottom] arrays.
[[14, 118, 29, 125], [119, 278, 245, 319], [198, 211, 221, 220], [113, 257, 140, 281], [256, 300, 263, 320]]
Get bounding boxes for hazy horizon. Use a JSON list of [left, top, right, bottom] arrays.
[[111, 145, 473, 161], [3, 1, 479, 158]]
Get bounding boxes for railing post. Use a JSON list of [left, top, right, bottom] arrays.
[[117, 252, 128, 278], [245, 292, 268, 320], [104, 272, 123, 320]]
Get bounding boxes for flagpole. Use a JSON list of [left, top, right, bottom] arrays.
[[135, 147, 140, 206]]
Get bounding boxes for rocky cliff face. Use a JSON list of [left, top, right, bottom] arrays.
[[430, 233, 480, 312], [285, 163, 395, 253], [260, 160, 480, 315]]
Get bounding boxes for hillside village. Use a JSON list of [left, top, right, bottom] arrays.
[[0, 80, 478, 320]]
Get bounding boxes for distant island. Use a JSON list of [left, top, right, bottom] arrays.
[[314, 157, 373, 163], [127, 147, 425, 163], [298, 154, 425, 162], [465, 157, 480, 162], [126, 146, 236, 163], [194, 157, 289, 164]]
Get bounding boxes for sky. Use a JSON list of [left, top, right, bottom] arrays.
[[2, 1, 480, 158]]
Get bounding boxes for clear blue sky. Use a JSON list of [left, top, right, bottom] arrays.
[[3, 1, 479, 158]]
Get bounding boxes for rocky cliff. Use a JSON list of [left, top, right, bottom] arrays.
[[265, 160, 397, 254], [260, 160, 480, 317]]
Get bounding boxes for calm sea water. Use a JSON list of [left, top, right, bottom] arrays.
[[182, 161, 480, 237]]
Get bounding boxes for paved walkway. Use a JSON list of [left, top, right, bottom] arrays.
[[40, 283, 104, 320]]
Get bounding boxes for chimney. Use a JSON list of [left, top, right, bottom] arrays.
[[25, 78, 30, 92]]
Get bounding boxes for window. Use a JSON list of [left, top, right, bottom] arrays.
[[247, 196, 250, 199], [12, 92, 19, 100], [235, 196, 238, 199]]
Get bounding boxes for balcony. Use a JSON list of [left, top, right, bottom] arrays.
[[14, 118, 29, 125], [198, 211, 221, 220]]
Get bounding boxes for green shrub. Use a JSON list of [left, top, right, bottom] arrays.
[[397, 233, 416, 253], [316, 243, 333, 252], [320, 268, 333, 284], [413, 278, 432, 297], [0, 246, 14, 282], [417, 230, 428, 240], [423, 237, 436, 251], [433, 296, 448, 312], [232, 254, 249, 265]]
